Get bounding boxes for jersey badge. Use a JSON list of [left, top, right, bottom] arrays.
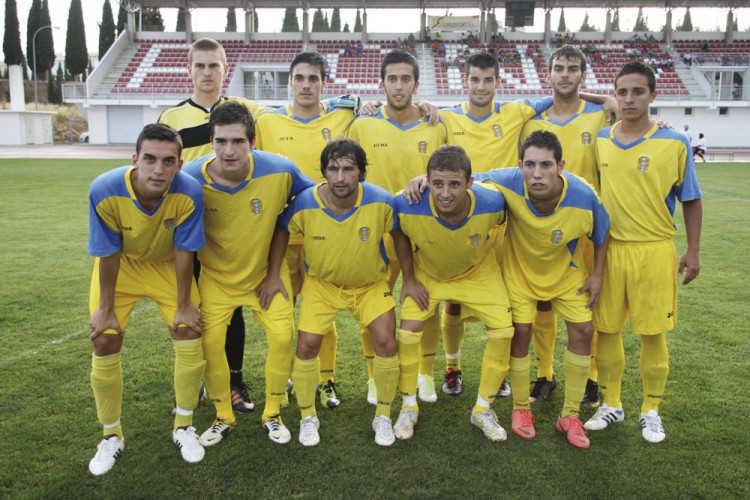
[[359, 226, 370, 241], [469, 233, 481, 247], [418, 141, 427, 154], [637, 156, 650, 173], [550, 229, 564, 245], [581, 132, 592, 146], [321, 128, 332, 142], [250, 198, 264, 214], [163, 218, 175, 231], [492, 124, 503, 139]]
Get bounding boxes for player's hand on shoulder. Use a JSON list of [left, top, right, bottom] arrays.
[[89, 308, 123, 341], [256, 274, 289, 311], [678, 251, 700, 285], [414, 100, 442, 126], [402, 174, 429, 204], [656, 119, 674, 130], [400, 278, 429, 311], [602, 95, 618, 124], [359, 99, 383, 116], [172, 303, 203, 335]]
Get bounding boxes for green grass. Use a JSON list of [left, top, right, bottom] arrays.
[[0, 160, 748, 498]]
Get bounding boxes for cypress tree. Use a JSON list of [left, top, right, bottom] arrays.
[[116, 2, 127, 34], [65, 0, 89, 79], [343, 22, 350, 33], [26, 0, 41, 78], [330, 8, 341, 32], [611, 9, 620, 31], [141, 8, 165, 32], [4, 0, 25, 66], [678, 8, 693, 32], [254, 11, 259, 32], [354, 9, 362, 32], [226, 8, 237, 32], [312, 9, 325, 32], [37, 0, 55, 76], [47, 69, 55, 104], [633, 7, 649, 32], [557, 9, 567, 32], [579, 12, 597, 32], [176, 9, 186, 32], [281, 8, 299, 32], [99, 0, 116, 60]]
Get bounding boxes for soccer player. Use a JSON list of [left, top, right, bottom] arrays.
[[584, 62, 702, 444], [159, 37, 266, 413], [348, 49, 447, 405], [520, 45, 610, 407], [86, 123, 206, 475], [255, 52, 359, 409], [473, 130, 609, 449], [182, 101, 314, 446], [393, 145, 514, 442], [276, 138, 401, 447]]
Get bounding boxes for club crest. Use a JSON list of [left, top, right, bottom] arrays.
[[163, 218, 175, 231], [550, 229, 563, 244], [250, 198, 263, 214], [359, 227, 370, 241], [637, 156, 649, 173]]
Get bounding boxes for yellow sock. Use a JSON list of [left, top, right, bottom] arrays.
[[318, 324, 338, 384], [263, 327, 293, 421], [173, 338, 206, 430], [91, 352, 123, 439], [532, 309, 557, 380], [509, 355, 531, 410], [596, 331, 625, 409], [640, 333, 669, 414], [202, 325, 234, 422], [477, 329, 513, 403], [373, 355, 400, 417], [442, 309, 464, 370], [472, 394, 492, 414], [588, 329, 599, 381], [561, 350, 591, 418], [398, 329, 422, 398], [292, 356, 319, 419], [360, 327, 375, 379], [419, 312, 440, 376]]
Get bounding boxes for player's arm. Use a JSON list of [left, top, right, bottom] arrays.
[[172, 248, 202, 334], [679, 198, 702, 285], [256, 226, 290, 310], [89, 252, 123, 340], [391, 228, 429, 310], [402, 174, 429, 204], [579, 92, 618, 122], [579, 233, 610, 309]]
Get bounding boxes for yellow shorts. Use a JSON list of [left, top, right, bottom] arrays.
[[490, 223, 507, 265], [508, 278, 592, 324], [401, 256, 512, 332], [594, 240, 677, 335], [298, 276, 395, 335], [198, 266, 295, 340], [285, 243, 306, 298], [88, 256, 200, 330]]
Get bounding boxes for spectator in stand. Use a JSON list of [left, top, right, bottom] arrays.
[[439, 43, 447, 57], [344, 43, 353, 56], [356, 41, 364, 56], [701, 42, 710, 53]]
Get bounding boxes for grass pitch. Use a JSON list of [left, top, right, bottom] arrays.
[[0, 159, 748, 498]]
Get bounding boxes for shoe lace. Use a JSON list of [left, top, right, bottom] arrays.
[[97, 436, 121, 457], [232, 382, 251, 401], [375, 416, 393, 435], [642, 413, 664, 433], [323, 380, 339, 398], [211, 419, 228, 432], [266, 415, 282, 431], [481, 409, 499, 426]]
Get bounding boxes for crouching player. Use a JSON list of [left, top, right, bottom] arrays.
[[393, 144, 515, 442], [87, 123, 207, 475], [272, 138, 401, 447], [473, 131, 609, 448]]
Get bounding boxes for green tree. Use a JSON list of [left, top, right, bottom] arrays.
[[611, 9, 620, 31], [21, 53, 29, 79], [677, 8, 693, 32], [116, 2, 127, 34], [487, 12, 498, 34], [254, 11, 259, 32], [176, 9, 186, 31], [98, 0, 116, 60], [354, 9, 362, 32], [55, 64, 64, 101], [65, 0, 89, 79], [281, 8, 299, 32], [330, 8, 341, 32], [4, 0, 25, 66], [633, 7, 649, 32], [579, 12, 597, 32], [312, 9, 326, 32], [733, 17, 739, 31], [141, 8, 164, 32], [343, 22, 350, 33], [47, 68, 56, 104], [226, 8, 237, 32], [37, 0, 55, 75], [557, 9, 567, 33], [26, 0, 41, 77]]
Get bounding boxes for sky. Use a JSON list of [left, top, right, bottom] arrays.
[[2, 0, 749, 60]]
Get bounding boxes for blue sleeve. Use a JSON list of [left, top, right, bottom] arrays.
[[589, 198, 610, 246], [173, 179, 206, 251], [87, 196, 122, 257], [278, 202, 295, 230], [288, 168, 316, 201], [677, 151, 703, 202], [523, 96, 554, 114]]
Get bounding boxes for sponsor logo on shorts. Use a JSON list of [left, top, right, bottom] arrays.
[[321, 128, 331, 141], [163, 218, 175, 231], [637, 156, 649, 172], [359, 227, 370, 241], [250, 198, 263, 214], [581, 131, 592, 146], [667, 311, 674, 318], [493, 124, 503, 138], [469, 233, 481, 246], [600, 163, 608, 168], [418, 141, 427, 154], [550, 229, 564, 244], [383, 291, 393, 298]]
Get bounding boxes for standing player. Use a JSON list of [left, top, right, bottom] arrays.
[[393, 145, 514, 442], [86, 124, 206, 475], [276, 139, 401, 447], [182, 102, 314, 446], [585, 62, 702, 443], [255, 52, 358, 409], [473, 131, 609, 448], [520, 45, 610, 407], [348, 49, 447, 405], [159, 38, 266, 413]]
